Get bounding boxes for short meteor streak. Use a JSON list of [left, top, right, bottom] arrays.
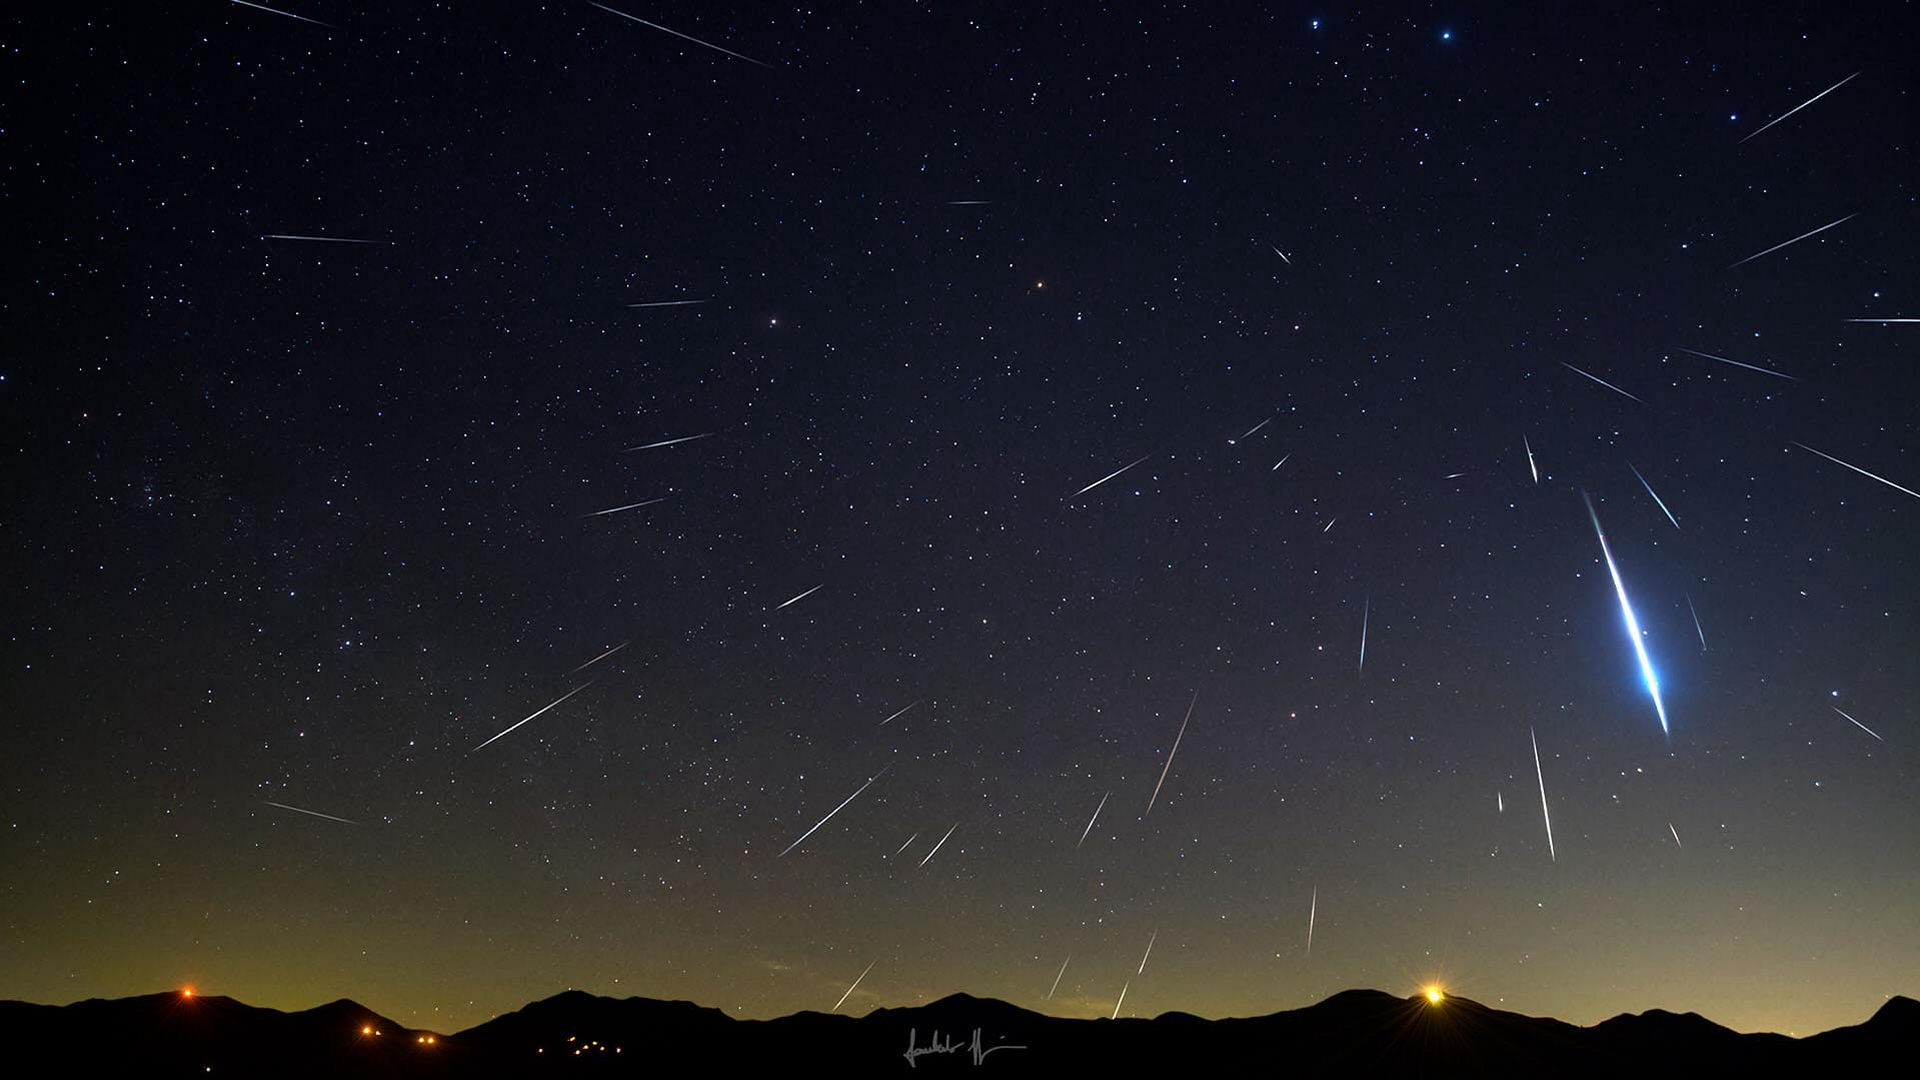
[[1137, 930, 1157, 975], [1531, 727, 1556, 862], [918, 821, 960, 867], [877, 701, 919, 727], [1358, 596, 1370, 675], [1497, 791, 1504, 813], [263, 233, 381, 243], [1111, 981, 1130, 1019], [775, 583, 824, 609], [1626, 462, 1680, 529], [1832, 706, 1883, 741], [1525, 435, 1539, 483], [1048, 956, 1071, 1000], [1269, 243, 1292, 266], [588, 2, 776, 69], [623, 432, 713, 452], [1145, 691, 1197, 816], [1561, 362, 1644, 403], [1845, 316, 1920, 323], [1668, 822, 1682, 848], [1231, 416, 1273, 443], [892, 831, 919, 856], [1076, 791, 1110, 849], [1685, 594, 1707, 652], [567, 640, 630, 675], [1740, 71, 1859, 143], [472, 682, 594, 752], [1321, 517, 1336, 533], [626, 299, 707, 308], [779, 767, 889, 857], [1585, 495, 1669, 736], [1272, 453, 1292, 471], [1728, 213, 1856, 269], [947, 200, 992, 205], [230, 1, 335, 29], [832, 959, 878, 1013], [583, 497, 666, 517], [1069, 455, 1150, 499], [1306, 885, 1317, 956], [1792, 443, 1920, 501], [264, 801, 356, 825], [1674, 346, 1797, 380]]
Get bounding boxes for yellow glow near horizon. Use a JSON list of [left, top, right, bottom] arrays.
[[1425, 985, 1445, 1004], [180, 987, 193, 999]]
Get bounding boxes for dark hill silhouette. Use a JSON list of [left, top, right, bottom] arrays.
[[1, 987, 1911, 1077]]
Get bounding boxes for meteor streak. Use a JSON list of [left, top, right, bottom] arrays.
[[582, 497, 666, 517], [1076, 791, 1110, 849], [1269, 243, 1292, 265], [1685, 594, 1707, 652], [1832, 706, 1883, 741], [918, 821, 959, 867], [1306, 885, 1317, 956], [1322, 517, 1336, 533], [626, 299, 707, 308], [1525, 435, 1539, 483], [1231, 417, 1273, 443], [778, 767, 889, 856], [1137, 930, 1157, 975], [1728, 213, 1856, 269], [947, 200, 992, 205], [1531, 727, 1555, 862], [1791, 443, 1920, 501], [878, 701, 919, 727], [1112, 981, 1129, 1019], [471, 682, 594, 752], [567, 640, 630, 675], [776, 583, 824, 609], [1145, 690, 1197, 815], [263, 801, 356, 825], [623, 432, 713, 452], [230, 1, 335, 29], [1626, 462, 1680, 529], [1740, 71, 1858, 143], [1358, 596, 1370, 675], [263, 233, 380, 243], [1272, 453, 1292, 471], [1845, 316, 1920, 323], [588, 2, 777, 69], [1668, 822, 1682, 847], [1585, 494, 1669, 736], [1048, 956, 1070, 999], [832, 959, 877, 1013], [893, 832, 919, 856], [1561, 362, 1644, 403], [1497, 791, 1504, 813], [1673, 346, 1797, 380], [1069, 455, 1150, 499]]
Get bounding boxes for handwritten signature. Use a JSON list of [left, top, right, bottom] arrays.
[[902, 1027, 1028, 1067]]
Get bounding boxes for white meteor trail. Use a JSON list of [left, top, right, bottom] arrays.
[[1358, 596, 1370, 675], [918, 822, 960, 867], [1845, 316, 1920, 323], [832, 959, 877, 1013], [1531, 727, 1556, 862], [1137, 930, 1157, 974], [230, 1, 335, 29], [1626, 462, 1680, 529], [1048, 956, 1070, 1000], [264, 801, 356, 825], [1497, 791, 1504, 813], [779, 766, 888, 857], [1525, 435, 1539, 483], [1306, 885, 1317, 956], [1831, 706, 1883, 741], [947, 200, 992, 205], [1792, 442, 1920, 501], [877, 701, 919, 727], [1269, 243, 1292, 266], [1069, 455, 1150, 499], [583, 497, 666, 517], [1668, 822, 1682, 847], [623, 432, 713, 452], [1444, 472, 1466, 480], [893, 831, 919, 856], [776, 583, 824, 609], [1674, 346, 1797, 380], [588, 2, 776, 69], [626, 299, 707, 308], [1321, 517, 1336, 533], [263, 233, 381, 243], [1145, 690, 1197, 816], [1561, 362, 1645, 403], [1076, 791, 1110, 849], [567, 640, 630, 675], [1740, 71, 1859, 143], [1585, 494, 1669, 736], [1231, 416, 1273, 443], [1728, 213, 1856, 269], [1272, 453, 1292, 471], [1685, 594, 1707, 652], [1112, 981, 1129, 1019], [472, 682, 594, 752]]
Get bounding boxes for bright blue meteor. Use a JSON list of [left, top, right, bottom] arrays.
[[1584, 494, 1669, 736]]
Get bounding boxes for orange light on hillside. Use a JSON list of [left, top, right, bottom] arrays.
[[362, 1024, 376, 1036], [180, 987, 194, 999], [1425, 985, 1445, 1005]]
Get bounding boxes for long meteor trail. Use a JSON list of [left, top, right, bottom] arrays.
[[1561, 362, 1644, 403], [1145, 690, 1197, 815], [583, 497, 666, 517], [1626, 462, 1680, 529], [230, 1, 336, 28], [779, 767, 889, 856], [832, 960, 878, 1013], [1048, 956, 1071, 1000], [1525, 435, 1539, 483], [471, 682, 594, 752], [775, 583, 825, 609], [1531, 727, 1556, 862], [1069, 455, 1150, 499], [1685, 594, 1707, 652], [1674, 346, 1797, 380], [1740, 71, 1859, 143], [918, 822, 960, 867], [263, 801, 356, 825], [567, 640, 630, 675], [877, 701, 919, 727], [588, 2, 776, 69], [1358, 596, 1370, 674], [1585, 494, 1669, 736], [1306, 885, 1317, 957], [1076, 791, 1110, 849], [1792, 442, 1920, 501], [1728, 213, 1856, 269], [1832, 706, 1883, 741], [623, 432, 713, 452]]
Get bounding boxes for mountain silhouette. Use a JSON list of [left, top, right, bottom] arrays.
[[1, 987, 1911, 1076]]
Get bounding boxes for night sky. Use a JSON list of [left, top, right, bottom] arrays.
[[4, 1, 1916, 1039]]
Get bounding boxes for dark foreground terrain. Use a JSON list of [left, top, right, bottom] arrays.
[[1, 986, 1911, 1077]]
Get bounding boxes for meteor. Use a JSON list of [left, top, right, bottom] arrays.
[[1560, 362, 1644, 403], [918, 822, 959, 867], [567, 640, 630, 675], [1584, 494, 1669, 736], [892, 831, 919, 856], [1069, 455, 1150, 499], [623, 432, 713, 452], [832, 959, 878, 1013], [1358, 595, 1370, 675], [263, 233, 380, 243], [778, 766, 888, 856], [877, 701, 919, 727], [1272, 453, 1292, 471], [1531, 727, 1556, 862], [1231, 416, 1273, 443], [582, 497, 666, 517], [1524, 435, 1539, 483], [1076, 791, 1110, 849], [1269, 243, 1292, 265], [1844, 316, 1920, 323], [1831, 706, 1883, 741], [1306, 885, 1317, 957], [471, 682, 594, 752], [1321, 517, 1336, 533], [1791, 442, 1920, 501], [1111, 981, 1129, 1019], [1137, 930, 1157, 975], [1739, 71, 1858, 143], [263, 801, 356, 825], [1685, 594, 1707, 652], [588, 2, 777, 69], [947, 200, 992, 205], [1048, 956, 1071, 1000], [626, 299, 707, 308], [1728, 213, 1856, 269], [1626, 462, 1680, 529], [1668, 822, 1682, 848], [1673, 346, 1797, 380], [775, 583, 824, 609], [230, 0, 336, 28], [1145, 690, 1197, 815]]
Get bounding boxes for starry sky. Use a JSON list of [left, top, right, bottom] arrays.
[[3, 0, 1916, 1039]]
